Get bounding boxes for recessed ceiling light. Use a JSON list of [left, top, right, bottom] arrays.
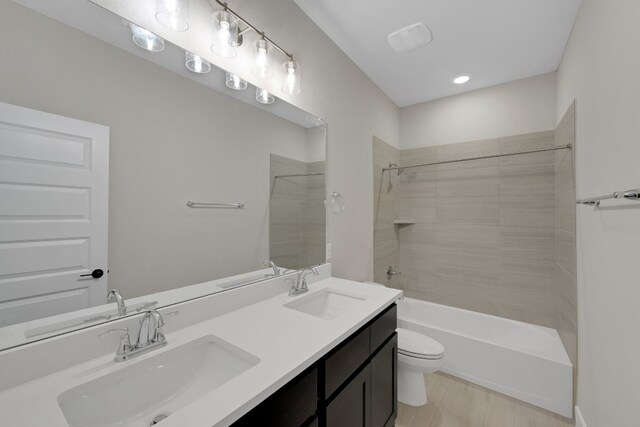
[[453, 75, 471, 85], [387, 23, 432, 53]]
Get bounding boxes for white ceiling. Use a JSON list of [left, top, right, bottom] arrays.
[[293, 0, 582, 107]]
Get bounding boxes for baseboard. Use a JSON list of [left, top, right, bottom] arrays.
[[575, 406, 587, 427]]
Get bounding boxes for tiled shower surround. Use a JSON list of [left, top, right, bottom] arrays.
[[270, 154, 326, 270], [373, 104, 577, 369]]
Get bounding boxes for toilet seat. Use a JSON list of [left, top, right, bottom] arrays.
[[397, 328, 445, 360]]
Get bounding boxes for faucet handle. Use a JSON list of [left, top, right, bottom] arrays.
[[100, 328, 133, 360]]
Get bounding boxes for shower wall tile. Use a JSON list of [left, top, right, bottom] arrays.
[[500, 195, 555, 228], [436, 225, 500, 255], [499, 131, 555, 153], [500, 163, 555, 196], [373, 137, 400, 286], [437, 197, 500, 225], [397, 197, 437, 223], [500, 227, 555, 252], [400, 146, 437, 166], [270, 155, 325, 270], [374, 126, 576, 343], [436, 167, 500, 198], [554, 102, 577, 381], [390, 131, 561, 328]]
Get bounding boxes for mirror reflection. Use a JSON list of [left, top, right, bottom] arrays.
[[0, 0, 326, 349]]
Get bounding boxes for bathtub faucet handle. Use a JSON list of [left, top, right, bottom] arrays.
[[387, 266, 401, 280]]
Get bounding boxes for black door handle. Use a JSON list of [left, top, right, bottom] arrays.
[[80, 269, 104, 279]]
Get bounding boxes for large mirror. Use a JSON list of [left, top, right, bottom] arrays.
[[0, 0, 326, 349]]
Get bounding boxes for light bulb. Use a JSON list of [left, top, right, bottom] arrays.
[[225, 72, 247, 91], [256, 87, 275, 104], [252, 39, 272, 79], [155, 0, 189, 32], [281, 60, 300, 95], [211, 11, 238, 58], [185, 51, 211, 74], [130, 24, 165, 52]]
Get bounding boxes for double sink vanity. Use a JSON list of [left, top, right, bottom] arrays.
[[0, 265, 402, 427]]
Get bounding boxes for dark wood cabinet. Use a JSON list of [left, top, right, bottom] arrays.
[[231, 303, 397, 427], [231, 366, 317, 427], [326, 365, 371, 427], [370, 334, 398, 427]]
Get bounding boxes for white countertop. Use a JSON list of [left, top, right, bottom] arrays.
[[0, 278, 402, 427]]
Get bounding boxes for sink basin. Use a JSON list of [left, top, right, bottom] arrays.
[[57, 335, 259, 427], [284, 288, 367, 320]]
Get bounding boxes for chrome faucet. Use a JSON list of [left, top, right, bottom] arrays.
[[135, 310, 165, 348], [100, 310, 169, 362], [264, 260, 281, 277], [106, 289, 127, 316], [289, 267, 319, 296]]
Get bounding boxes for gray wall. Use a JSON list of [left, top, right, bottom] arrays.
[[557, 0, 640, 424], [0, 1, 314, 298]]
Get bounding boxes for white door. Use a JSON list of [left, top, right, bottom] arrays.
[[0, 102, 109, 327]]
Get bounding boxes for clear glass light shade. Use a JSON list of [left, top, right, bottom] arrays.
[[130, 24, 165, 52], [252, 39, 272, 79], [211, 10, 239, 58], [185, 51, 211, 74], [256, 88, 275, 104], [156, 0, 189, 31], [225, 72, 247, 91], [281, 60, 301, 95]]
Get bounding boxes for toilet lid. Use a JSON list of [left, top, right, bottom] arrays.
[[397, 328, 445, 359]]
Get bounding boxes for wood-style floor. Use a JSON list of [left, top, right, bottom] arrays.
[[396, 373, 574, 427]]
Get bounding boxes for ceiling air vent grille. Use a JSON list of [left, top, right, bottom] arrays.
[[387, 22, 432, 53]]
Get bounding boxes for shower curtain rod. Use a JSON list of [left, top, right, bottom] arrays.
[[382, 144, 573, 175]]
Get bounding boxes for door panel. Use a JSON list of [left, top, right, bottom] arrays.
[[0, 102, 109, 326]]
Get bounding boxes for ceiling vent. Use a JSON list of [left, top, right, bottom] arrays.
[[387, 23, 432, 53]]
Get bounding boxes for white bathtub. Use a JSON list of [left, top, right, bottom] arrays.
[[397, 297, 573, 418]]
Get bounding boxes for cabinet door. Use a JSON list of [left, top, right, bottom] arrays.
[[326, 365, 371, 427], [231, 367, 317, 427], [370, 334, 398, 427]]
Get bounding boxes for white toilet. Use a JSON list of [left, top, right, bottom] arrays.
[[396, 327, 445, 406], [364, 281, 445, 406]]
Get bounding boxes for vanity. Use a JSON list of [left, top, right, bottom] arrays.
[[0, 270, 402, 427]]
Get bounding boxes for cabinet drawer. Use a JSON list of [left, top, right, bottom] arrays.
[[324, 326, 370, 399], [370, 304, 397, 354], [231, 367, 317, 427]]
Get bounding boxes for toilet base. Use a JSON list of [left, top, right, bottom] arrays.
[[398, 369, 428, 406]]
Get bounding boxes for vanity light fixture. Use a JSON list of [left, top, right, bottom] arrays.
[[282, 60, 301, 96], [453, 74, 471, 85], [156, 0, 189, 32], [209, 0, 301, 96], [256, 87, 275, 104], [185, 51, 211, 74], [252, 38, 272, 79], [225, 72, 247, 91], [211, 10, 239, 58], [130, 24, 165, 52]]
